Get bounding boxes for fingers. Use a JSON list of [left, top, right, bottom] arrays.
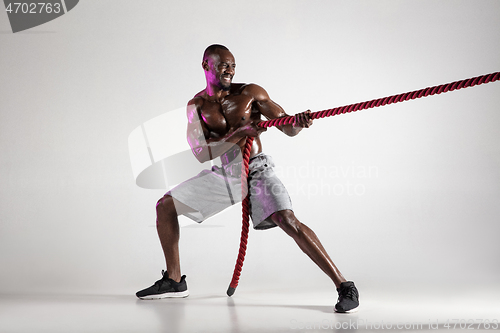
[[256, 126, 267, 135], [251, 121, 266, 134], [304, 110, 313, 127], [293, 110, 313, 128]]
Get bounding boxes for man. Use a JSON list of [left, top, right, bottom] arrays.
[[136, 44, 359, 313]]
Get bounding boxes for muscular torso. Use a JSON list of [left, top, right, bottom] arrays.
[[195, 83, 263, 157]]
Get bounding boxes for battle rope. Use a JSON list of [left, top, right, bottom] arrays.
[[227, 71, 500, 296], [259, 72, 500, 127], [227, 137, 254, 296]]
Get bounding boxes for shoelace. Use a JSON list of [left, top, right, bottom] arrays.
[[154, 270, 168, 290], [339, 285, 358, 300]]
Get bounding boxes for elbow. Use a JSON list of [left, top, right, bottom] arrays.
[[193, 151, 208, 164], [286, 127, 301, 137], [191, 147, 210, 163], [196, 154, 209, 164]]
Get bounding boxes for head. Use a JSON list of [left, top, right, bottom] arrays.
[[202, 44, 235, 91]]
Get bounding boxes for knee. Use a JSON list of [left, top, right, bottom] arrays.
[[156, 195, 176, 218], [272, 210, 302, 237]]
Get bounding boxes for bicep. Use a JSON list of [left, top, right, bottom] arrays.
[[249, 84, 289, 120], [256, 98, 288, 120]]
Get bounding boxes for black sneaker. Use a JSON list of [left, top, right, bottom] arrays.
[[136, 270, 189, 300], [334, 281, 359, 313]]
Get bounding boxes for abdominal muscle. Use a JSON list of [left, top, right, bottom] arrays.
[[240, 136, 262, 159]]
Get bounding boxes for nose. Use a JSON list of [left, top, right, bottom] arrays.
[[225, 66, 235, 75]]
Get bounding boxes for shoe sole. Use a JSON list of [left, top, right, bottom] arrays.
[[138, 290, 190, 300], [334, 305, 359, 313]]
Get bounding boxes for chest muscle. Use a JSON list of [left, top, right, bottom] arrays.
[[201, 95, 255, 136]]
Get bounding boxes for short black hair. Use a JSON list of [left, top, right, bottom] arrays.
[[203, 44, 229, 61]]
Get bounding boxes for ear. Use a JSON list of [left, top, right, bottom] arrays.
[[202, 60, 210, 72]]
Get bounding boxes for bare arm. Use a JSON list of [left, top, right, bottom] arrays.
[[186, 98, 265, 163], [244, 84, 313, 137]]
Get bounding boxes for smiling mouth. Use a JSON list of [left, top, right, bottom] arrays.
[[222, 75, 232, 82]]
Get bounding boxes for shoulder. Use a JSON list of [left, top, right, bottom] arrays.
[[188, 89, 206, 110], [190, 89, 207, 104], [187, 96, 203, 109], [240, 83, 270, 102], [188, 95, 204, 107]]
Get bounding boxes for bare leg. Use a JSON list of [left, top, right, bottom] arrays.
[[156, 195, 195, 283], [270, 210, 346, 288]]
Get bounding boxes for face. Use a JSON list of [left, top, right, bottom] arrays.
[[204, 49, 236, 91]]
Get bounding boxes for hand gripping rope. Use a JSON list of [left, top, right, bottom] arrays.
[[226, 71, 500, 296]]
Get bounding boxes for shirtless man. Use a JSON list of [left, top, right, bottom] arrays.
[[136, 44, 359, 313]]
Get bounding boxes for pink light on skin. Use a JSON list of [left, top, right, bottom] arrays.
[[204, 49, 236, 94]]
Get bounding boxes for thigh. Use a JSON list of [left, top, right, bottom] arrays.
[[165, 165, 243, 222], [248, 154, 293, 229]]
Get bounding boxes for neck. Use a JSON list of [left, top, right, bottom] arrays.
[[205, 82, 230, 101]]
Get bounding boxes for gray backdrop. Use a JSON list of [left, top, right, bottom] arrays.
[[1, 0, 499, 296]]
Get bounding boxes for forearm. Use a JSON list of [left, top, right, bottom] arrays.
[[205, 134, 243, 159], [276, 110, 312, 136], [278, 123, 303, 137], [192, 128, 245, 163]]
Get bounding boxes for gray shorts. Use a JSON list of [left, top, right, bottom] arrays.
[[166, 152, 293, 230]]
